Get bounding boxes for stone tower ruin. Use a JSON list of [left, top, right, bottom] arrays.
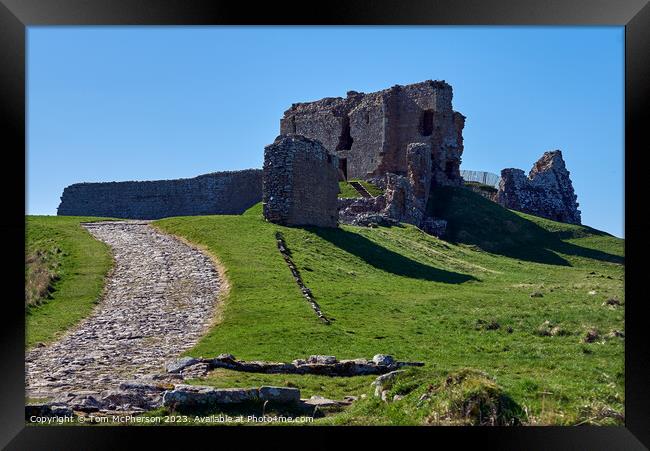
[[262, 80, 466, 231], [263, 135, 340, 228], [280, 80, 465, 187]]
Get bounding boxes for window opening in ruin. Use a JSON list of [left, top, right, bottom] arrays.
[[364, 112, 370, 124], [338, 158, 348, 181], [336, 116, 354, 151], [291, 115, 297, 133], [421, 109, 434, 136]]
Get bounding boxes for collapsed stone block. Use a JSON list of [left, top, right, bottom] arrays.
[[263, 134, 340, 228], [258, 386, 301, 403], [162, 385, 260, 407], [161, 385, 303, 408], [165, 356, 199, 374]]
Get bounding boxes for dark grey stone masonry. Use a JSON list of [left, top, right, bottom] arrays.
[[57, 169, 262, 219], [263, 134, 340, 228]]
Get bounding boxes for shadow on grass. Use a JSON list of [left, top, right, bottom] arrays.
[[310, 227, 477, 284], [429, 187, 624, 266], [549, 240, 624, 265]]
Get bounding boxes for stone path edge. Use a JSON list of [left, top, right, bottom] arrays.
[[27, 220, 119, 351]]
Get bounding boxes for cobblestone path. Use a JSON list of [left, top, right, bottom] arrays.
[[26, 221, 221, 401]]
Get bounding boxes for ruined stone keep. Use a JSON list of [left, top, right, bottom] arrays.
[[267, 80, 466, 232], [280, 80, 465, 186], [263, 135, 340, 228], [58, 170, 262, 220], [57, 78, 582, 229], [497, 150, 581, 225]]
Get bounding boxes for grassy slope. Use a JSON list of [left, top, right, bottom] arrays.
[[154, 190, 624, 425], [25, 216, 114, 348]]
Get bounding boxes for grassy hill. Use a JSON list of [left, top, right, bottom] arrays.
[[25, 216, 114, 348], [153, 187, 624, 425]]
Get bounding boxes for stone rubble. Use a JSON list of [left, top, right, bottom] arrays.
[[25, 221, 222, 412], [162, 385, 291, 408], [338, 174, 447, 237], [338, 196, 387, 225], [165, 353, 424, 378], [161, 385, 357, 412], [337, 143, 447, 236], [166, 357, 200, 374], [371, 369, 406, 401], [275, 232, 330, 324]]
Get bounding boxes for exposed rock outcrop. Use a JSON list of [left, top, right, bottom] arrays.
[[497, 150, 581, 224]]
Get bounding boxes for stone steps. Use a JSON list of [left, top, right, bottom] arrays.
[[349, 181, 373, 198]]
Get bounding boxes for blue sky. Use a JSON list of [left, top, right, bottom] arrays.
[[27, 26, 624, 237]]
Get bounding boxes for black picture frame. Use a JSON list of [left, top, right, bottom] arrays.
[[2, 0, 648, 449]]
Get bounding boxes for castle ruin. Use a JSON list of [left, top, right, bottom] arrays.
[[56, 78, 582, 231], [280, 80, 465, 186], [263, 80, 466, 230], [497, 150, 581, 224]]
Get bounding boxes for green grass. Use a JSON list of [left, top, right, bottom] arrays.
[[319, 367, 526, 426], [464, 180, 498, 195], [154, 187, 624, 425], [25, 216, 115, 348], [338, 179, 383, 198]]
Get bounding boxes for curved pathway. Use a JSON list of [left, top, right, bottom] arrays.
[[26, 221, 221, 401]]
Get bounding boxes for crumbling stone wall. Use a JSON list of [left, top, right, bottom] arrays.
[[497, 150, 581, 224], [382, 174, 430, 228], [263, 134, 339, 228], [406, 142, 432, 214], [57, 169, 262, 219], [280, 80, 465, 186]]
